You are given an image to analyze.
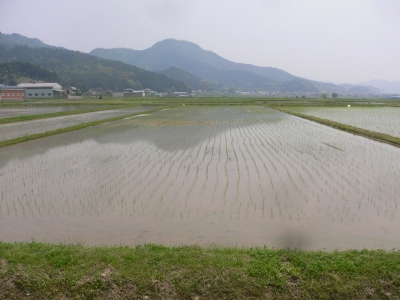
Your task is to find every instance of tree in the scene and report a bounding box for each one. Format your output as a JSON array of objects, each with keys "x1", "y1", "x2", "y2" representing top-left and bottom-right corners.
[
  {"x1": 332, "y1": 92, "x2": 338, "y2": 98},
  {"x1": 321, "y1": 93, "x2": 327, "y2": 98},
  {"x1": 104, "y1": 90, "x2": 113, "y2": 97}
]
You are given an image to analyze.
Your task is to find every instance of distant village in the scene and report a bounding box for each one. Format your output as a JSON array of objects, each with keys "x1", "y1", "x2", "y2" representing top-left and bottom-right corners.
[
  {"x1": 1, "y1": 81, "x2": 399, "y2": 101},
  {"x1": 0, "y1": 82, "x2": 191, "y2": 101}
]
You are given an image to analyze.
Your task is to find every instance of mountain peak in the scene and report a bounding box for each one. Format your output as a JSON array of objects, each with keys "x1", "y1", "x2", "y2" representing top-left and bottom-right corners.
[
  {"x1": 0, "y1": 32, "x2": 57, "y2": 48},
  {"x1": 90, "y1": 39, "x2": 298, "y2": 87}
]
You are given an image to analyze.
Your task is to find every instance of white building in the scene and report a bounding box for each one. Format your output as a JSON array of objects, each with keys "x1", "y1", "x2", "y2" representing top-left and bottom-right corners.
[
  {"x1": 173, "y1": 92, "x2": 188, "y2": 97},
  {"x1": 18, "y1": 82, "x2": 64, "y2": 98},
  {"x1": 122, "y1": 89, "x2": 145, "y2": 97}
]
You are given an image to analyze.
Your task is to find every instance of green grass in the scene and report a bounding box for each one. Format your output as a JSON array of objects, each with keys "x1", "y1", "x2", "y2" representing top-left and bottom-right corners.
[{"x1": 1, "y1": 241, "x2": 399, "y2": 299}]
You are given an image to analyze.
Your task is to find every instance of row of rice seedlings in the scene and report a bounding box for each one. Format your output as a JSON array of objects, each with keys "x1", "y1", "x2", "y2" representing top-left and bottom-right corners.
[
  {"x1": 144, "y1": 120, "x2": 210, "y2": 219},
  {"x1": 182, "y1": 115, "x2": 220, "y2": 215},
  {"x1": 244, "y1": 106, "x2": 396, "y2": 229},
  {"x1": 251, "y1": 115, "x2": 308, "y2": 221},
  {"x1": 276, "y1": 117, "x2": 366, "y2": 220},
  {"x1": 119, "y1": 116, "x2": 195, "y2": 217},
  {"x1": 279, "y1": 113, "x2": 400, "y2": 225},
  {"x1": 137, "y1": 109, "x2": 218, "y2": 219}
]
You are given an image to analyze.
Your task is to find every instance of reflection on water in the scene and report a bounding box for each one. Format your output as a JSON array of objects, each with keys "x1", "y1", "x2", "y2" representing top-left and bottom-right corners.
[
  {"x1": 0, "y1": 106, "x2": 399, "y2": 250},
  {"x1": 0, "y1": 106, "x2": 157, "y2": 142},
  {"x1": 0, "y1": 105, "x2": 104, "y2": 119}
]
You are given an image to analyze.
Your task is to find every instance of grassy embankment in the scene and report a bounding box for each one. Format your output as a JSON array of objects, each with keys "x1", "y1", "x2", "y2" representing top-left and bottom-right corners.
[
  {"x1": 270, "y1": 105, "x2": 400, "y2": 148},
  {"x1": 1, "y1": 242, "x2": 399, "y2": 299}
]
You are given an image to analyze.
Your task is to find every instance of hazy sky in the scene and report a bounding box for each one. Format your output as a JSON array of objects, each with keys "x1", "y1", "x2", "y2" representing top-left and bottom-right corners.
[{"x1": 1, "y1": 0, "x2": 399, "y2": 83}]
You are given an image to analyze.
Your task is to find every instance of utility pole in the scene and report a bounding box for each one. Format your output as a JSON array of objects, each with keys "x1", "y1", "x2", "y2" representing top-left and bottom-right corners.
[{"x1": 6, "y1": 71, "x2": 8, "y2": 86}]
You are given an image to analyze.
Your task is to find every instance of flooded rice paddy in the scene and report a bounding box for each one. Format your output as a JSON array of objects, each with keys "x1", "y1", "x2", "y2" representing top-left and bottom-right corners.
[
  {"x1": 0, "y1": 106, "x2": 399, "y2": 250},
  {"x1": 0, "y1": 105, "x2": 104, "y2": 119},
  {"x1": 0, "y1": 106, "x2": 156, "y2": 141},
  {"x1": 288, "y1": 106, "x2": 400, "y2": 138}
]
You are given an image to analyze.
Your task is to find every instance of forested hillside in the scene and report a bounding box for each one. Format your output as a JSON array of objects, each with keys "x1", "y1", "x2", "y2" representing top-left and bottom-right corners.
[
  {"x1": 0, "y1": 62, "x2": 59, "y2": 85},
  {"x1": 0, "y1": 44, "x2": 191, "y2": 93},
  {"x1": 0, "y1": 32, "x2": 56, "y2": 48},
  {"x1": 160, "y1": 67, "x2": 220, "y2": 91}
]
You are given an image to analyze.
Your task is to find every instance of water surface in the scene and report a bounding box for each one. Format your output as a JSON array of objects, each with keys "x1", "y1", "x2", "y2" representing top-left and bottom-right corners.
[
  {"x1": 288, "y1": 106, "x2": 400, "y2": 137},
  {"x1": 1, "y1": 106, "x2": 399, "y2": 250},
  {"x1": 0, "y1": 106, "x2": 157, "y2": 141}
]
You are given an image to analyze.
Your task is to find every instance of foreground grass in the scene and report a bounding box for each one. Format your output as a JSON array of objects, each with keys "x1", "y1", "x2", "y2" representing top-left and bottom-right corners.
[{"x1": 1, "y1": 242, "x2": 399, "y2": 299}]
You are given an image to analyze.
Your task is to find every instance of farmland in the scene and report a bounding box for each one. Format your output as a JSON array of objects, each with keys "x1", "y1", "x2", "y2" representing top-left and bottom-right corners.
[
  {"x1": 284, "y1": 106, "x2": 400, "y2": 138},
  {"x1": 1, "y1": 105, "x2": 399, "y2": 250},
  {"x1": 0, "y1": 106, "x2": 158, "y2": 141}
]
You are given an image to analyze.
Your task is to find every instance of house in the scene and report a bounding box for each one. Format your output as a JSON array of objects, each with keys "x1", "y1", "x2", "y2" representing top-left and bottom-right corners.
[
  {"x1": 122, "y1": 89, "x2": 145, "y2": 97},
  {"x1": 0, "y1": 85, "x2": 26, "y2": 101},
  {"x1": 144, "y1": 88, "x2": 154, "y2": 96},
  {"x1": 18, "y1": 82, "x2": 64, "y2": 98}
]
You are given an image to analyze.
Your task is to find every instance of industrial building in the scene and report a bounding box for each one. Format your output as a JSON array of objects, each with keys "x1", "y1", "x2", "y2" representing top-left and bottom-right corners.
[
  {"x1": 0, "y1": 84, "x2": 26, "y2": 101},
  {"x1": 17, "y1": 82, "x2": 64, "y2": 98}
]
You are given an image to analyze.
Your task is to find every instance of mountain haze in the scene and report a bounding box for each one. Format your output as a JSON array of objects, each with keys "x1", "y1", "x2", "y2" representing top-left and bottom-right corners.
[
  {"x1": 340, "y1": 84, "x2": 382, "y2": 95},
  {"x1": 359, "y1": 80, "x2": 400, "y2": 94},
  {"x1": 0, "y1": 32, "x2": 385, "y2": 95},
  {"x1": 90, "y1": 39, "x2": 353, "y2": 93},
  {"x1": 160, "y1": 67, "x2": 220, "y2": 91},
  {"x1": 91, "y1": 39, "x2": 316, "y2": 92},
  {"x1": 92, "y1": 39, "x2": 296, "y2": 81}
]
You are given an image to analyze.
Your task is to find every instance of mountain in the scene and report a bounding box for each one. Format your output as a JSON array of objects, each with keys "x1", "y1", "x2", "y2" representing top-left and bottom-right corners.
[
  {"x1": 0, "y1": 44, "x2": 191, "y2": 93},
  {"x1": 339, "y1": 84, "x2": 382, "y2": 95},
  {"x1": 160, "y1": 67, "x2": 220, "y2": 91},
  {"x1": 0, "y1": 62, "x2": 59, "y2": 85},
  {"x1": 90, "y1": 39, "x2": 307, "y2": 91},
  {"x1": 0, "y1": 32, "x2": 57, "y2": 48},
  {"x1": 358, "y1": 80, "x2": 400, "y2": 94},
  {"x1": 91, "y1": 39, "x2": 296, "y2": 81},
  {"x1": 90, "y1": 39, "x2": 349, "y2": 94}
]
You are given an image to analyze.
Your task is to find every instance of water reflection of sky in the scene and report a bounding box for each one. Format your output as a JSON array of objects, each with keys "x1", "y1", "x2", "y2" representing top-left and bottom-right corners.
[
  {"x1": 0, "y1": 106, "x2": 158, "y2": 142},
  {"x1": 0, "y1": 105, "x2": 104, "y2": 119}
]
